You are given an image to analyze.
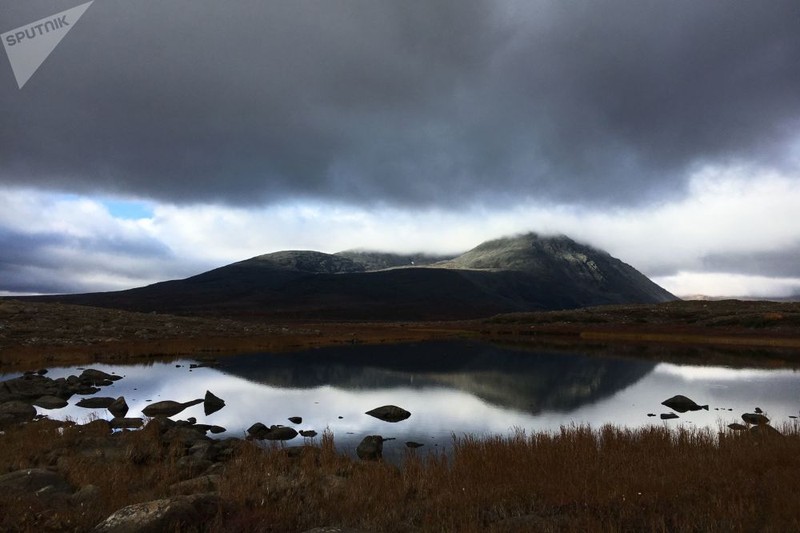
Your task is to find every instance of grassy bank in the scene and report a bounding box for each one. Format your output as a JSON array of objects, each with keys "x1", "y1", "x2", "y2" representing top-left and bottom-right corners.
[{"x1": 2, "y1": 420, "x2": 799, "y2": 531}]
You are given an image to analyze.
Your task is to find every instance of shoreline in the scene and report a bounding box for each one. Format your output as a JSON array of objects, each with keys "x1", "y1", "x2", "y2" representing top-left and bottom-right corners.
[{"x1": 4, "y1": 299, "x2": 800, "y2": 372}]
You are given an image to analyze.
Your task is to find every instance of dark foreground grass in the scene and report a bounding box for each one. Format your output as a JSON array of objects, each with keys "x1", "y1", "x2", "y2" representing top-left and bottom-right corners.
[{"x1": 2, "y1": 421, "x2": 800, "y2": 532}]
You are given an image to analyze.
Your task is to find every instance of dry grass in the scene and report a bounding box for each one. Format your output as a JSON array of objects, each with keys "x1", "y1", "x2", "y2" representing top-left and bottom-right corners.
[{"x1": 4, "y1": 421, "x2": 800, "y2": 532}]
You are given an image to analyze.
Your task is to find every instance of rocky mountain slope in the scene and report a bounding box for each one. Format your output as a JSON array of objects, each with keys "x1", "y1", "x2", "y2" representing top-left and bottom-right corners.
[{"x1": 25, "y1": 232, "x2": 676, "y2": 320}]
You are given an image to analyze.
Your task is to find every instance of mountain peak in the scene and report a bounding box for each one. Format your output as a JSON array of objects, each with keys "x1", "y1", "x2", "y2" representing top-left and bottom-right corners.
[
  {"x1": 242, "y1": 250, "x2": 365, "y2": 274},
  {"x1": 435, "y1": 232, "x2": 603, "y2": 272}
]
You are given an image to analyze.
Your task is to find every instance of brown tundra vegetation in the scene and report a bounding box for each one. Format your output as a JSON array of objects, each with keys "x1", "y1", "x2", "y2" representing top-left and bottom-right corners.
[{"x1": 1, "y1": 418, "x2": 800, "y2": 532}]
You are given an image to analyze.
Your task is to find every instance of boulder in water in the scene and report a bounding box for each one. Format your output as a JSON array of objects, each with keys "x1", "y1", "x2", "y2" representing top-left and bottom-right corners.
[
  {"x1": 365, "y1": 405, "x2": 411, "y2": 423},
  {"x1": 203, "y1": 391, "x2": 225, "y2": 416},
  {"x1": 108, "y1": 397, "x2": 129, "y2": 418},
  {"x1": 661, "y1": 395, "x2": 708, "y2": 413},
  {"x1": 142, "y1": 399, "x2": 203, "y2": 418},
  {"x1": 32, "y1": 395, "x2": 68, "y2": 409},
  {"x1": 742, "y1": 412, "x2": 770, "y2": 425},
  {"x1": 76, "y1": 397, "x2": 116, "y2": 409}
]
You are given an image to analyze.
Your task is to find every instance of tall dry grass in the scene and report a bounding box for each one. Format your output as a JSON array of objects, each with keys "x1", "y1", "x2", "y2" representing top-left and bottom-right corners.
[{"x1": 2, "y1": 421, "x2": 800, "y2": 531}]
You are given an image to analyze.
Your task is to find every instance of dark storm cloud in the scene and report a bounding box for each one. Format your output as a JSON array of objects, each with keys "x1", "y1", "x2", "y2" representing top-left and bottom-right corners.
[{"x1": 1, "y1": 0, "x2": 799, "y2": 207}]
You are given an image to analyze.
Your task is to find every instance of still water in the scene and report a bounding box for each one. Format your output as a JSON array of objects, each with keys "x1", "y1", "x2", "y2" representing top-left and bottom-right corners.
[{"x1": 4, "y1": 341, "x2": 800, "y2": 459}]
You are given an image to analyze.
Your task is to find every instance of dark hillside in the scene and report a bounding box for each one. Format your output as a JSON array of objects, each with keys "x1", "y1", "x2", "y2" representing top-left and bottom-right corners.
[{"x1": 24, "y1": 233, "x2": 676, "y2": 320}]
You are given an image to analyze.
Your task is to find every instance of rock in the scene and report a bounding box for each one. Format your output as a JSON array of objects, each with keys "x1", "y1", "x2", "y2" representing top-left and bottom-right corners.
[
  {"x1": 93, "y1": 493, "x2": 219, "y2": 533},
  {"x1": 660, "y1": 413, "x2": 679, "y2": 420},
  {"x1": 754, "y1": 407, "x2": 763, "y2": 414},
  {"x1": 300, "y1": 430, "x2": 318, "y2": 438},
  {"x1": 169, "y1": 475, "x2": 220, "y2": 495},
  {"x1": 108, "y1": 397, "x2": 129, "y2": 418},
  {"x1": 33, "y1": 395, "x2": 69, "y2": 409},
  {"x1": 142, "y1": 399, "x2": 203, "y2": 418},
  {"x1": 357, "y1": 435, "x2": 384, "y2": 460},
  {"x1": 82, "y1": 419, "x2": 112, "y2": 433},
  {"x1": 288, "y1": 416, "x2": 303, "y2": 424},
  {"x1": 660, "y1": 395, "x2": 708, "y2": 413},
  {"x1": 0, "y1": 468, "x2": 72, "y2": 495},
  {"x1": 742, "y1": 413, "x2": 770, "y2": 425},
  {"x1": 646, "y1": 413, "x2": 656, "y2": 417},
  {"x1": 264, "y1": 425, "x2": 298, "y2": 441},
  {"x1": 727, "y1": 423, "x2": 748, "y2": 431},
  {"x1": 74, "y1": 386, "x2": 102, "y2": 396},
  {"x1": 109, "y1": 417, "x2": 144, "y2": 429},
  {"x1": 209, "y1": 425, "x2": 226, "y2": 434},
  {"x1": 247, "y1": 423, "x2": 298, "y2": 441},
  {"x1": 0, "y1": 400, "x2": 37, "y2": 426},
  {"x1": 247, "y1": 422, "x2": 269, "y2": 439},
  {"x1": 0, "y1": 374, "x2": 70, "y2": 403},
  {"x1": 365, "y1": 405, "x2": 411, "y2": 423},
  {"x1": 750, "y1": 424, "x2": 782, "y2": 437},
  {"x1": 203, "y1": 390, "x2": 225, "y2": 416},
  {"x1": 79, "y1": 369, "x2": 122, "y2": 385},
  {"x1": 405, "y1": 441, "x2": 424, "y2": 448},
  {"x1": 162, "y1": 426, "x2": 209, "y2": 448},
  {"x1": 71, "y1": 484, "x2": 101, "y2": 504},
  {"x1": 76, "y1": 397, "x2": 117, "y2": 409},
  {"x1": 175, "y1": 456, "x2": 214, "y2": 476}
]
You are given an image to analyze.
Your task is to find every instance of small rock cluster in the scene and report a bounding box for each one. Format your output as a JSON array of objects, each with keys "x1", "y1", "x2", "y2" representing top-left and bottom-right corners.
[{"x1": 654, "y1": 394, "x2": 784, "y2": 435}]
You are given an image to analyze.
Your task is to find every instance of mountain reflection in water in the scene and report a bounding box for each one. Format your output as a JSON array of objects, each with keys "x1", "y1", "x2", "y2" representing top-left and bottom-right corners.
[{"x1": 219, "y1": 341, "x2": 656, "y2": 416}]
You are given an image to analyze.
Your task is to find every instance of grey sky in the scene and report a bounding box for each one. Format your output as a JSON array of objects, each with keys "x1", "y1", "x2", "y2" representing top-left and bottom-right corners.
[
  {"x1": 1, "y1": 1, "x2": 800, "y2": 296},
  {"x1": 3, "y1": 1, "x2": 799, "y2": 207}
]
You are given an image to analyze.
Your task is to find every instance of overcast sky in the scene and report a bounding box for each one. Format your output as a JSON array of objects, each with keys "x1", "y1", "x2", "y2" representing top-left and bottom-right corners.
[{"x1": 2, "y1": 0, "x2": 800, "y2": 298}]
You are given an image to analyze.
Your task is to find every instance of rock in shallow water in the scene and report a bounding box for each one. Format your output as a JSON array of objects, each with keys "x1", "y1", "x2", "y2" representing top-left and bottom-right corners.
[
  {"x1": 742, "y1": 412, "x2": 770, "y2": 425},
  {"x1": 365, "y1": 405, "x2": 411, "y2": 423},
  {"x1": 142, "y1": 399, "x2": 203, "y2": 418},
  {"x1": 32, "y1": 395, "x2": 68, "y2": 409},
  {"x1": 661, "y1": 395, "x2": 708, "y2": 413},
  {"x1": 203, "y1": 390, "x2": 225, "y2": 416},
  {"x1": 356, "y1": 435, "x2": 384, "y2": 460},
  {"x1": 108, "y1": 397, "x2": 129, "y2": 418},
  {"x1": 247, "y1": 423, "x2": 298, "y2": 441},
  {"x1": 76, "y1": 397, "x2": 116, "y2": 409}
]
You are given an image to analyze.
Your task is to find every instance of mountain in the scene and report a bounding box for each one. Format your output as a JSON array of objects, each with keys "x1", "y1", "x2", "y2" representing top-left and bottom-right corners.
[
  {"x1": 27, "y1": 232, "x2": 677, "y2": 320},
  {"x1": 432, "y1": 234, "x2": 674, "y2": 304},
  {"x1": 334, "y1": 250, "x2": 455, "y2": 271}
]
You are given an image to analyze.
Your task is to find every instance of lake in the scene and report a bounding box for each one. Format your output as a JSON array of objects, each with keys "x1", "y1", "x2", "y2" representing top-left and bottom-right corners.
[{"x1": 3, "y1": 340, "x2": 800, "y2": 460}]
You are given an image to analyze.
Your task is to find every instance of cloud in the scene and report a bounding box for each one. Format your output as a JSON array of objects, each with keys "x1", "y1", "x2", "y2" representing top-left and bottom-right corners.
[
  {"x1": 3, "y1": 161, "x2": 800, "y2": 297},
  {"x1": 1, "y1": 1, "x2": 798, "y2": 209},
  {"x1": 0, "y1": 189, "x2": 186, "y2": 294}
]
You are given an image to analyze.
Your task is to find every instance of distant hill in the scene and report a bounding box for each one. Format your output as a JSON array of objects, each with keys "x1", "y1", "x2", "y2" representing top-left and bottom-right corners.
[{"x1": 26, "y1": 232, "x2": 677, "y2": 320}]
